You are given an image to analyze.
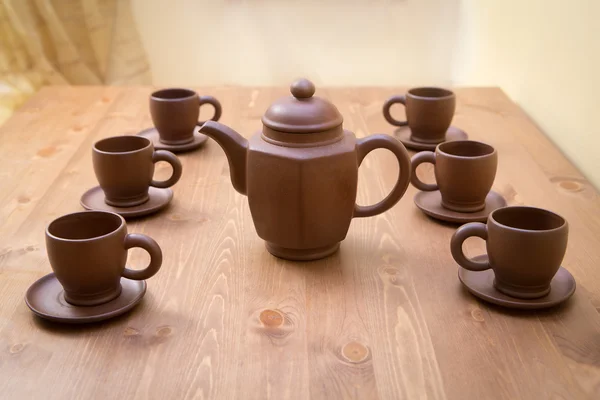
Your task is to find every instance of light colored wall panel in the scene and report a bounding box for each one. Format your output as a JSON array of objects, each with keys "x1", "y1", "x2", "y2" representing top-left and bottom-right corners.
[
  {"x1": 456, "y1": 0, "x2": 600, "y2": 188},
  {"x1": 131, "y1": 0, "x2": 460, "y2": 87}
]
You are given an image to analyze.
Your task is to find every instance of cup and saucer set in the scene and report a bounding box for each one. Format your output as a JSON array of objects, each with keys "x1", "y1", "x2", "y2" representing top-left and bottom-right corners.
[
  {"x1": 383, "y1": 87, "x2": 576, "y2": 310},
  {"x1": 26, "y1": 88, "x2": 223, "y2": 324},
  {"x1": 80, "y1": 88, "x2": 222, "y2": 219},
  {"x1": 137, "y1": 88, "x2": 222, "y2": 153},
  {"x1": 381, "y1": 86, "x2": 504, "y2": 223},
  {"x1": 409, "y1": 139, "x2": 506, "y2": 224},
  {"x1": 25, "y1": 210, "x2": 163, "y2": 323},
  {"x1": 79, "y1": 135, "x2": 182, "y2": 219},
  {"x1": 25, "y1": 79, "x2": 577, "y2": 326},
  {"x1": 29, "y1": 133, "x2": 175, "y2": 322},
  {"x1": 405, "y1": 140, "x2": 575, "y2": 309},
  {"x1": 450, "y1": 206, "x2": 576, "y2": 310},
  {"x1": 383, "y1": 87, "x2": 468, "y2": 151}
]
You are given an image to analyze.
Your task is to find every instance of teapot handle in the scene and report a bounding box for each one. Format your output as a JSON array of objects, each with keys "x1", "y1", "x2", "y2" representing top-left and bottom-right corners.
[{"x1": 354, "y1": 135, "x2": 411, "y2": 218}]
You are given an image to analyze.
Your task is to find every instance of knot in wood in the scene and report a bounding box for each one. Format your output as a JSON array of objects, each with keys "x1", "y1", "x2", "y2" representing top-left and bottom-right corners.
[
  {"x1": 381, "y1": 267, "x2": 403, "y2": 286},
  {"x1": 341, "y1": 341, "x2": 370, "y2": 364},
  {"x1": 10, "y1": 343, "x2": 24, "y2": 354},
  {"x1": 259, "y1": 309, "x2": 284, "y2": 328},
  {"x1": 471, "y1": 308, "x2": 485, "y2": 322},
  {"x1": 156, "y1": 326, "x2": 173, "y2": 337},
  {"x1": 559, "y1": 180, "x2": 583, "y2": 192},
  {"x1": 124, "y1": 327, "x2": 140, "y2": 337}
]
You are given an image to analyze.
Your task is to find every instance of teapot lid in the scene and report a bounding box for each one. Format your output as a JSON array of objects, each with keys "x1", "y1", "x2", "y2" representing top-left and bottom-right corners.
[{"x1": 262, "y1": 78, "x2": 343, "y2": 133}]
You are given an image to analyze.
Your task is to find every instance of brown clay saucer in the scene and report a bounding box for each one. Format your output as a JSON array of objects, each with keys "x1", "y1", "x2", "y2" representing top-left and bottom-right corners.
[
  {"x1": 458, "y1": 255, "x2": 576, "y2": 310},
  {"x1": 136, "y1": 126, "x2": 208, "y2": 153},
  {"x1": 394, "y1": 126, "x2": 467, "y2": 151},
  {"x1": 414, "y1": 190, "x2": 506, "y2": 224},
  {"x1": 80, "y1": 186, "x2": 173, "y2": 219},
  {"x1": 25, "y1": 273, "x2": 146, "y2": 324}
]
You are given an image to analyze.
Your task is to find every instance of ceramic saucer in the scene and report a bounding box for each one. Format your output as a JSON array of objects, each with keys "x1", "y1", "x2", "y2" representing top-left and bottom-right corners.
[
  {"x1": 136, "y1": 126, "x2": 208, "y2": 153},
  {"x1": 25, "y1": 273, "x2": 146, "y2": 324},
  {"x1": 80, "y1": 186, "x2": 173, "y2": 219},
  {"x1": 414, "y1": 190, "x2": 506, "y2": 223},
  {"x1": 458, "y1": 255, "x2": 576, "y2": 310},
  {"x1": 394, "y1": 126, "x2": 467, "y2": 151}
]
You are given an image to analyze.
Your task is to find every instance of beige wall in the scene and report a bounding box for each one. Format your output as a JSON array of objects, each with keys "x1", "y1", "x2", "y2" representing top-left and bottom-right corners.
[
  {"x1": 131, "y1": 0, "x2": 460, "y2": 87},
  {"x1": 132, "y1": 0, "x2": 600, "y2": 187},
  {"x1": 456, "y1": 0, "x2": 600, "y2": 188}
]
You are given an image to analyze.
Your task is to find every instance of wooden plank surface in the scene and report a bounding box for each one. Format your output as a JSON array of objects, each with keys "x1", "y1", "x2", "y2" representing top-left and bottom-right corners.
[{"x1": 0, "y1": 86, "x2": 599, "y2": 399}]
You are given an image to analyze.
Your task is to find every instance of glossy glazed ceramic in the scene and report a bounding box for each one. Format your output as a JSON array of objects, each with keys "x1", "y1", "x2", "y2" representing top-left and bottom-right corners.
[{"x1": 198, "y1": 78, "x2": 412, "y2": 260}]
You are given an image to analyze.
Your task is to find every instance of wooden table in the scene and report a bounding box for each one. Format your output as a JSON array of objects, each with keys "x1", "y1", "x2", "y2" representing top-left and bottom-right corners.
[{"x1": 1, "y1": 86, "x2": 599, "y2": 399}]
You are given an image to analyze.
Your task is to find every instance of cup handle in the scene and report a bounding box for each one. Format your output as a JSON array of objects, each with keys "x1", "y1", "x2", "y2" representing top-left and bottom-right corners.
[
  {"x1": 382, "y1": 95, "x2": 408, "y2": 127},
  {"x1": 410, "y1": 151, "x2": 438, "y2": 191},
  {"x1": 151, "y1": 150, "x2": 183, "y2": 188},
  {"x1": 196, "y1": 95, "x2": 222, "y2": 125},
  {"x1": 450, "y1": 223, "x2": 491, "y2": 271},
  {"x1": 353, "y1": 134, "x2": 411, "y2": 218},
  {"x1": 122, "y1": 234, "x2": 163, "y2": 280}
]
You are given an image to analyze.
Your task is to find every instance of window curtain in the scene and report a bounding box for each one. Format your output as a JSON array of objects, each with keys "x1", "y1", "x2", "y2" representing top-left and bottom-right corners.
[{"x1": 0, "y1": 0, "x2": 151, "y2": 124}]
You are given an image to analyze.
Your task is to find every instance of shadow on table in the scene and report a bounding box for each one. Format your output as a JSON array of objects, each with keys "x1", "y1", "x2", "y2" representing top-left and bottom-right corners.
[
  {"x1": 277, "y1": 241, "x2": 411, "y2": 279},
  {"x1": 457, "y1": 285, "x2": 578, "y2": 318},
  {"x1": 32, "y1": 294, "x2": 152, "y2": 335}
]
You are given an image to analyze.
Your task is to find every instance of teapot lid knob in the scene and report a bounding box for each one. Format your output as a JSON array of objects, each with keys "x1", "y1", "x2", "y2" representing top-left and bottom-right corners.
[
  {"x1": 290, "y1": 79, "x2": 315, "y2": 99},
  {"x1": 262, "y1": 78, "x2": 343, "y2": 133}
]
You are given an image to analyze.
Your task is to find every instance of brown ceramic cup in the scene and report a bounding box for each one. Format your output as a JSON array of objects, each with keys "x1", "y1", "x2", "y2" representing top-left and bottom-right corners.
[
  {"x1": 383, "y1": 87, "x2": 456, "y2": 144},
  {"x1": 46, "y1": 210, "x2": 163, "y2": 306},
  {"x1": 93, "y1": 136, "x2": 182, "y2": 207},
  {"x1": 411, "y1": 140, "x2": 497, "y2": 212},
  {"x1": 451, "y1": 206, "x2": 568, "y2": 299},
  {"x1": 150, "y1": 88, "x2": 222, "y2": 145}
]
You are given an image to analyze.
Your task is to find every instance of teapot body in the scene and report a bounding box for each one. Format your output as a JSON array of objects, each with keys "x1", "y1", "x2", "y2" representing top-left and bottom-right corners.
[
  {"x1": 246, "y1": 130, "x2": 358, "y2": 260},
  {"x1": 198, "y1": 78, "x2": 412, "y2": 261}
]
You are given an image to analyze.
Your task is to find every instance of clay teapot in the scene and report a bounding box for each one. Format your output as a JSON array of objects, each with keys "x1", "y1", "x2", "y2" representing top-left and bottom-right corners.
[{"x1": 199, "y1": 78, "x2": 411, "y2": 261}]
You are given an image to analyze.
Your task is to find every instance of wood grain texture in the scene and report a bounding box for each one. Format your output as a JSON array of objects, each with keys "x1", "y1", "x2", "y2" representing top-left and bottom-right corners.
[{"x1": 0, "y1": 86, "x2": 599, "y2": 399}]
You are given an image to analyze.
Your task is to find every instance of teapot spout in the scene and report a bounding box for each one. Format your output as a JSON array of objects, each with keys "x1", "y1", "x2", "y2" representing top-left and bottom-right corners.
[{"x1": 199, "y1": 121, "x2": 248, "y2": 195}]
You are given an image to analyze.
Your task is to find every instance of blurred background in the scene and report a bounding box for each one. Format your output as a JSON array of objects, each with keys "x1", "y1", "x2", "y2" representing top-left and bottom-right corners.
[{"x1": 0, "y1": 0, "x2": 598, "y2": 186}]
